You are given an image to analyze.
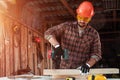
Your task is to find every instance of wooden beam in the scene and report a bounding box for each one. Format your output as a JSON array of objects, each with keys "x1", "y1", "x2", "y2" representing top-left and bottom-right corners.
[
  {"x1": 44, "y1": 68, "x2": 119, "y2": 75},
  {"x1": 39, "y1": 10, "x2": 69, "y2": 16},
  {"x1": 60, "y1": 0, "x2": 76, "y2": 18},
  {"x1": 37, "y1": 2, "x2": 62, "y2": 8}
]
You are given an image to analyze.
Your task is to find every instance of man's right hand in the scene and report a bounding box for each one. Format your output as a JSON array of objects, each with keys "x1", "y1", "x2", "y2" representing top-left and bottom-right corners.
[
  {"x1": 51, "y1": 46, "x2": 64, "y2": 68},
  {"x1": 52, "y1": 46, "x2": 64, "y2": 60}
]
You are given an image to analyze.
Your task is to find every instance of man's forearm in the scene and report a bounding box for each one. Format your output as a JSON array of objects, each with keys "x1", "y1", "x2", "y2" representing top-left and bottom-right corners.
[
  {"x1": 87, "y1": 58, "x2": 97, "y2": 67},
  {"x1": 48, "y1": 36, "x2": 60, "y2": 48}
]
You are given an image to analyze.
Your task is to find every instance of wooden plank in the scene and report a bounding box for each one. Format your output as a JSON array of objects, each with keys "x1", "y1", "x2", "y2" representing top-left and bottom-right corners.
[
  {"x1": 39, "y1": 39, "x2": 44, "y2": 75},
  {"x1": 44, "y1": 68, "x2": 119, "y2": 75},
  {"x1": 0, "y1": 26, "x2": 6, "y2": 76},
  {"x1": 21, "y1": 27, "x2": 28, "y2": 69},
  {"x1": 4, "y1": 20, "x2": 12, "y2": 76},
  {"x1": 27, "y1": 30, "x2": 34, "y2": 74},
  {"x1": 8, "y1": 19, "x2": 14, "y2": 76},
  {"x1": 14, "y1": 46, "x2": 20, "y2": 73}
]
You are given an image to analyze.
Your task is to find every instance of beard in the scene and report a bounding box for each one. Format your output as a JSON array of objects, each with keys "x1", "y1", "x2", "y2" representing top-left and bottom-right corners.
[{"x1": 78, "y1": 21, "x2": 88, "y2": 28}]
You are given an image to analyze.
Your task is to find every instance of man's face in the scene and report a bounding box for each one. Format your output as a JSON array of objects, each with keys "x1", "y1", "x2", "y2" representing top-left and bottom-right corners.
[{"x1": 77, "y1": 15, "x2": 91, "y2": 28}]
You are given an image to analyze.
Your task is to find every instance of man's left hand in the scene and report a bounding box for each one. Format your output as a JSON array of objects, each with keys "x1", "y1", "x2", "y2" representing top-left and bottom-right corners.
[{"x1": 77, "y1": 63, "x2": 90, "y2": 73}]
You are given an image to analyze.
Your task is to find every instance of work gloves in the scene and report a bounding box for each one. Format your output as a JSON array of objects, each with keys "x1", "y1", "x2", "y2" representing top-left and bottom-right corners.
[
  {"x1": 52, "y1": 46, "x2": 64, "y2": 60},
  {"x1": 77, "y1": 63, "x2": 90, "y2": 74},
  {"x1": 52, "y1": 46, "x2": 64, "y2": 69}
]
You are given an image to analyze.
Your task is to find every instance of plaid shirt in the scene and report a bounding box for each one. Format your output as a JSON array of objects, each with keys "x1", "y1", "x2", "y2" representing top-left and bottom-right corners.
[{"x1": 45, "y1": 21, "x2": 102, "y2": 69}]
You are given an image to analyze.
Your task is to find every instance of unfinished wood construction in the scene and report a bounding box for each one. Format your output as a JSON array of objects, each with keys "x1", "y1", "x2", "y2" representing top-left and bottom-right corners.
[{"x1": 0, "y1": 10, "x2": 44, "y2": 77}]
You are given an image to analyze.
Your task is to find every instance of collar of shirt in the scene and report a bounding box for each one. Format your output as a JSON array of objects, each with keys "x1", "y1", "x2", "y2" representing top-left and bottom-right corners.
[{"x1": 78, "y1": 25, "x2": 84, "y2": 34}]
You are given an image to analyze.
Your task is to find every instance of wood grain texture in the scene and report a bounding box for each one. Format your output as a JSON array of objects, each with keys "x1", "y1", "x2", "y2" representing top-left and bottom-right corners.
[
  {"x1": 0, "y1": 13, "x2": 44, "y2": 77},
  {"x1": 44, "y1": 68, "x2": 119, "y2": 75}
]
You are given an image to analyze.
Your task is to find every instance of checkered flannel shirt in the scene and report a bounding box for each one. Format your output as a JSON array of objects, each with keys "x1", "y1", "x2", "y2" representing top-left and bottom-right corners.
[{"x1": 44, "y1": 21, "x2": 102, "y2": 69}]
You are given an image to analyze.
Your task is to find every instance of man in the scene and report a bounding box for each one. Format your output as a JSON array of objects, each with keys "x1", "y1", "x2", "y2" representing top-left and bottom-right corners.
[{"x1": 44, "y1": 1, "x2": 102, "y2": 73}]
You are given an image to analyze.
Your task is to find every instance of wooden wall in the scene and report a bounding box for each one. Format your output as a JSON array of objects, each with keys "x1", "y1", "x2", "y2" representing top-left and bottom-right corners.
[{"x1": 0, "y1": 11, "x2": 44, "y2": 77}]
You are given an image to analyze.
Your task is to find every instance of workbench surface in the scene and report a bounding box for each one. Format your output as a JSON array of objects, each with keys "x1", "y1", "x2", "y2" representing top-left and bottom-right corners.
[{"x1": 0, "y1": 76, "x2": 120, "y2": 80}]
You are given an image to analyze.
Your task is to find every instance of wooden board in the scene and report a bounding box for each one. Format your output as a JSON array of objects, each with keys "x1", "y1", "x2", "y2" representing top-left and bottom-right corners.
[{"x1": 44, "y1": 68, "x2": 119, "y2": 75}]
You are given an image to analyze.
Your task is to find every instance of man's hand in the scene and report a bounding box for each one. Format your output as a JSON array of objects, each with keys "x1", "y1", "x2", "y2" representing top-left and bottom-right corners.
[
  {"x1": 77, "y1": 63, "x2": 90, "y2": 73},
  {"x1": 52, "y1": 46, "x2": 64, "y2": 60},
  {"x1": 51, "y1": 46, "x2": 64, "y2": 69}
]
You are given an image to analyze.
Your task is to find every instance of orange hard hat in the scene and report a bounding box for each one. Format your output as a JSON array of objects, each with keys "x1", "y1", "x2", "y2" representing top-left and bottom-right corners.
[{"x1": 76, "y1": 1, "x2": 94, "y2": 18}]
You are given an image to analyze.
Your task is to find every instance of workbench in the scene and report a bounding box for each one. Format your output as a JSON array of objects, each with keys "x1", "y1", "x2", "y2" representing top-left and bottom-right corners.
[
  {"x1": 43, "y1": 68, "x2": 119, "y2": 80},
  {"x1": 0, "y1": 68, "x2": 119, "y2": 80},
  {"x1": 0, "y1": 76, "x2": 120, "y2": 80}
]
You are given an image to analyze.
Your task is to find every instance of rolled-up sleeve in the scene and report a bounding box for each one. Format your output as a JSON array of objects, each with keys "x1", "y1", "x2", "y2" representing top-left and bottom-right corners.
[{"x1": 44, "y1": 22, "x2": 68, "y2": 41}]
